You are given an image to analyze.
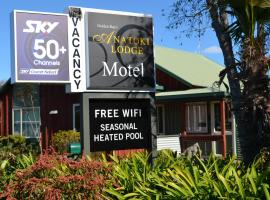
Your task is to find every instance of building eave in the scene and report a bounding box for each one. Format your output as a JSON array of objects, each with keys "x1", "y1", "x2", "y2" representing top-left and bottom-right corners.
[{"x1": 156, "y1": 87, "x2": 229, "y2": 102}]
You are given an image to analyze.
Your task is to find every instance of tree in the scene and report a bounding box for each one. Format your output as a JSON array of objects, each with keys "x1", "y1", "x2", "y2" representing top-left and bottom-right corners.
[
  {"x1": 166, "y1": 0, "x2": 270, "y2": 163},
  {"x1": 225, "y1": 0, "x2": 270, "y2": 163}
]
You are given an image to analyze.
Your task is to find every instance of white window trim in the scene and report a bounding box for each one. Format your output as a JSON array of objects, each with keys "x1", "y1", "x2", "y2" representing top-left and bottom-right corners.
[
  {"x1": 73, "y1": 103, "x2": 80, "y2": 131},
  {"x1": 13, "y1": 108, "x2": 22, "y2": 136},
  {"x1": 185, "y1": 102, "x2": 208, "y2": 133},
  {"x1": 12, "y1": 107, "x2": 40, "y2": 138},
  {"x1": 156, "y1": 104, "x2": 166, "y2": 134}
]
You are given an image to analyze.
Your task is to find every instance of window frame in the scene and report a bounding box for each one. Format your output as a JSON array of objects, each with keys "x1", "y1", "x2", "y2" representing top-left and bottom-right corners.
[
  {"x1": 210, "y1": 102, "x2": 233, "y2": 134},
  {"x1": 72, "y1": 103, "x2": 80, "y2": 131},
  {"x1": 185, "y1": 102, "x2": 208, "y2": 133},
  {"x1": 210, "y1": 101, "x2": 236, "y2": 155},
  {"x1": 12, "y1": 107, "x2": 41, "y2": 138}
]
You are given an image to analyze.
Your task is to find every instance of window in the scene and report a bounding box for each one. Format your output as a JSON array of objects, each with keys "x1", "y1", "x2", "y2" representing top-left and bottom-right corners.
[
  {"x1": 157, "y1": 105, "x2": 165, "y2": 134},
  {"x1": 73, "y1": 104, "x2": 80, "y2": 131},
  {"x1": 213, "y1": 103, "x2": 232, "y2": 131},
  {"x1": 13, "y1": 107, "x2": 40, "y2": 138},
  {"x1": 186, "y1": 102, "x2": 207, "y2": 132},
  {"x1": 211, "y1": 102, "x2": 234, "y2": 156}
]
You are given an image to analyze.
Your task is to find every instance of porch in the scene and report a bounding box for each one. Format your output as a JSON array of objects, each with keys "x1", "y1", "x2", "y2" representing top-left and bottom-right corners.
[{"x1": 156, "y1": 87, "x2": 236, "y2": 157}]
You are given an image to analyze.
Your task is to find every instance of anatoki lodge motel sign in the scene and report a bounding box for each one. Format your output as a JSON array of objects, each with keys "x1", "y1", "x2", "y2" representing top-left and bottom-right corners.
[
  {"x1": 12, "y1": 7, "x2": 155, "y2": 152},
  {"x1": 68, "y1": 7, "x2": 155, "y2": 92}
]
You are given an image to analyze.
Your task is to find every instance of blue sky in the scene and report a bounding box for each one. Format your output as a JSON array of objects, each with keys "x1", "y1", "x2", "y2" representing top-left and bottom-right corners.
[{"x1": 0, "y1": 0, "x2": 224, "y2": 81}]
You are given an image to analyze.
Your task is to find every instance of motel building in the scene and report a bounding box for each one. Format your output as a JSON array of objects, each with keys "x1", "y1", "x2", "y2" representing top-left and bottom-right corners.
[{"x1": 0, "y1": 46, "x2": 237, "y2": 157}]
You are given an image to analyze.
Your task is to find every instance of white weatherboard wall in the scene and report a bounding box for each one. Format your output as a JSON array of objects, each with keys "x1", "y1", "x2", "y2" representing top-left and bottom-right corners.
[{"x1": 157, "y1": 135, "x2": 181, "y2": 154}]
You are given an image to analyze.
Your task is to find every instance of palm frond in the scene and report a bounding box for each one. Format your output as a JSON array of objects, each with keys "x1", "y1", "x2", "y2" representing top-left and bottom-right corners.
[{"x1": 224, "y1": 0, "x2": 270, "y2": 42}]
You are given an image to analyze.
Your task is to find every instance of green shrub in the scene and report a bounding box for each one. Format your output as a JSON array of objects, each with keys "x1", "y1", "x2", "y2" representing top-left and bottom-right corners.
[
  {"x1": 104, "y1": 150, "x2": 270, "y2": 199},
  {"x1": 0, "y1": 135, "x2": 40, "y2": 160},
  {"x1": 0, "y1": 135, "x2": 40, "y2": 193},
  {"x1": 0, "y1": 135, "x2": 25, "y2": 147},
  {"x1": 52, "y1": 130, "x2": 80, "y2": 153},
  {"x1": 0, "y1": 153, "x2": 35, "y2": 189}
]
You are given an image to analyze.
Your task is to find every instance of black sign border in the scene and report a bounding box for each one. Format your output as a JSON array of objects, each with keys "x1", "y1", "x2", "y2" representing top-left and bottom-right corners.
[{"x1": 88, "y1": 98, "x2": 152, "y2": 152}]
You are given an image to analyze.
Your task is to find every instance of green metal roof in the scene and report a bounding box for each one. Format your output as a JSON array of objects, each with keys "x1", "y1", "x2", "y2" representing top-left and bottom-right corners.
[
  {"x1": 156, "y1": 87, "x2": 228, "y2": 101},
  {"x1": 155, "y1": 46, "x2": 226, "y2": 88}
]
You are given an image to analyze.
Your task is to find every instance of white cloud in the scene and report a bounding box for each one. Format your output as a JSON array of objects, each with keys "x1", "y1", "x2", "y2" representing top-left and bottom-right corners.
[{"x1": 203, "y1": 46, "x2": 222, "y2": 54}]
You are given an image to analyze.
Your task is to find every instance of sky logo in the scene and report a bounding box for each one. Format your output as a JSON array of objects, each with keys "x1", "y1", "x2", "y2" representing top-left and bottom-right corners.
[{"x1": 23, "y1": 20, "x2": 59, "y2": 34}]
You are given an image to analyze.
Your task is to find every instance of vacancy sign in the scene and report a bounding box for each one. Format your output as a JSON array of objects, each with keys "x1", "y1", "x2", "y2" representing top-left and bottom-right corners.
[
  {"x1": 12, "y1": 11, "x2": 69, "y2": 83},
  {"x1": 68, "y1": 8, "x2": 87, "y2": 92}
]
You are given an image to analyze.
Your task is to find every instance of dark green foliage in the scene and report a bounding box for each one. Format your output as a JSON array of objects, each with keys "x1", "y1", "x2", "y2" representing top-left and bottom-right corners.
[
  {"x1": 51, "y1": 130, "x2": 80, "y2": 153},
  {"x1": 0, "y1": 135, "x2": 39, "y2": 193},
  {"x1": 0, "y1": 135, "x2": 40, "y2": 158}
]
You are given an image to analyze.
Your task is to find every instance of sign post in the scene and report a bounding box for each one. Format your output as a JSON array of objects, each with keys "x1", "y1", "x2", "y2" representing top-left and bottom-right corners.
[{"x1": 67, "y1": 7, "x2": 158, "y2": 160}]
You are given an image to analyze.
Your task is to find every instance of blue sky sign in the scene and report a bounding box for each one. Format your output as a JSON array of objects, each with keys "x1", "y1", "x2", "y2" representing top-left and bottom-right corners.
[{"x1": 12, "y1": 10, "x2": 69, "y2": 83}]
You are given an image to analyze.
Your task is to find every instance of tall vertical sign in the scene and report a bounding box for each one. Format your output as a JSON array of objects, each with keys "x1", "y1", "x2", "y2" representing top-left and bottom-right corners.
[
  {"x1": 68, "y1": 8, "x2": 87, "y2": 92},
  {"x1": 12, "y1": 11, "x2": 69, "y2": 83}
]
